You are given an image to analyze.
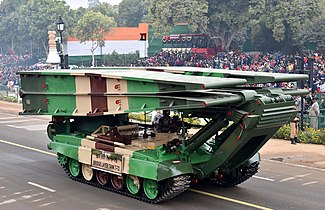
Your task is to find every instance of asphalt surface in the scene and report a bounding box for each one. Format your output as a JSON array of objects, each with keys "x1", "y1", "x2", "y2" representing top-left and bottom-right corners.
[{"x1": 0, "y1": 108, "x2": 325, "y2": 209}]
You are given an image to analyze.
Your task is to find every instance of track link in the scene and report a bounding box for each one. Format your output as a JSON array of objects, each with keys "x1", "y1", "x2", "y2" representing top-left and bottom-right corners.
[
  {"x1": 59, "y1": 156, "x2": 191, "y2": 203},
  {"x1": 211, "y1": 162, "x2": 260, "y2": 187}
]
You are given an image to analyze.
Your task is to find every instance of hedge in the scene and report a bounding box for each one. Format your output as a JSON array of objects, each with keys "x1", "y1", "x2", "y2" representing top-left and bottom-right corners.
[{"x1": 273, "y1": 124, "x2": 325, "y2": 145}]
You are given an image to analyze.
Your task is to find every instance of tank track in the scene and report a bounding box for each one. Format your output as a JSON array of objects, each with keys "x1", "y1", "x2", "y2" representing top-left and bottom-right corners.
[
  {"x1": 58, "y1": 156, "x2": 191, "y2": 203},
  {"x1": 210, "y1": 162, "x2": 260, "y2": 187}
]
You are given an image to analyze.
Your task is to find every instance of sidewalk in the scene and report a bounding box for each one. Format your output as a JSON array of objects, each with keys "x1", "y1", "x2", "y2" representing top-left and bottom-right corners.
[
  {"x1": 1, "y1": 99, "x2": 325, "y2": 170},
  {"x1": 260, "y1": 139, "x2": 325, "y2": 170},
  {"x1": 0, "y1": 99, "x2": 22, "y2": 114}
]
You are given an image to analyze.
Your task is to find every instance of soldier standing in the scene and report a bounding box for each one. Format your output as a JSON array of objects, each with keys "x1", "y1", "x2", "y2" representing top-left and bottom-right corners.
[{"x1": 290, "y1": 117, "x2": 299, "y2": 145}]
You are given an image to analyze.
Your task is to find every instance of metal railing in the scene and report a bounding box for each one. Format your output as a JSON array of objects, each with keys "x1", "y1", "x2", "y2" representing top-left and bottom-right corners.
[
  {"x1": 301, "y1": 113, "x2": 325, "y2": 129},
  {"x1": 0, "y1": 85, "x2": 20, "y2": 102}
]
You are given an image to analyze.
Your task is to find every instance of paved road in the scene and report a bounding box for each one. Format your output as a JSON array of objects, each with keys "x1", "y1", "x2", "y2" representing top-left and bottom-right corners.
[{"x1": 0, "y1": 111, "x2": 324, "y2": 210}]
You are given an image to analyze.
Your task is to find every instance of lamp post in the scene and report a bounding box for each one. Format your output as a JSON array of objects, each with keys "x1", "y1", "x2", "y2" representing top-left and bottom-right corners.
[{"x1": 56, "y1": 16, "x2": 65, "y2": 69}]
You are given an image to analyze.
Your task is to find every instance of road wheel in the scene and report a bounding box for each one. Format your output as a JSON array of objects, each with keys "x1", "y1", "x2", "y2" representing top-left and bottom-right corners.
[
  {"x1": 47, "y1": 124, "x2": 55, "y2": 140},
  {"x1": 126, "y1": 175, "x2": 140, "y2": 195},
  {"x1": 68, "y1": 159, "x2": 80, "y2": 178},
  {"x1": 96, "y1": 171, "x2": 109, "y2": 186},
  {"x1": 111, "y1": 174, "x2": 124, "y2": 190},
  {"x1": 81, "y1": 164, "x2": 93, "y2": 181},
  {"x1": 143, "y1": 179, "x2": 159, "y2": 200}
]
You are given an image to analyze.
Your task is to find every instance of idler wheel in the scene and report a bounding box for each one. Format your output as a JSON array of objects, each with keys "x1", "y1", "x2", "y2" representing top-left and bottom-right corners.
[{"x1": 68, "y1": 159, "x2": 80, "y2": 177}]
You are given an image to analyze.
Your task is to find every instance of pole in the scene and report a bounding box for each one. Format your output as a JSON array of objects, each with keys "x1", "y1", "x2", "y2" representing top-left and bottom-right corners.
[
  {"x1": 100, "y1": 46, "x2": 103, "y2": 66},
  {"x1": 309, "y1": 56, "x2": 314, "y2": 88},
  {"x1": 144, "y1": 40, "x2": 147, "y2": 58},
  {"x1": 300, "y1": 51, "x2": 304, "y2": 131},
  {"x1": 59, "y1": 31, "x2": 64, "y2": 69}
]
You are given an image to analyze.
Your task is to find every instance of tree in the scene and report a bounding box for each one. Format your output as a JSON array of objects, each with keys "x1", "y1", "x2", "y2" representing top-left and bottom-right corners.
[
  {"x1": 90, "y1": 2, "x2": 118, "y2": 23},
  {"x1": 149, "y1": 0, "x2": 208, "y2": 34},
  {"x1": 295, "y1": 1, "x2": 325, "y2": 52},
  {"x1": 67, "y1": 7, "x2": 88, "y2": 37},
  {"x1": 249, "y1": 0, "x2": 322, "y2": 48},
  {"x1": 17, "y1": 0, "x2": 70, "y2": 56},
  {"x1": 296, "y1": 17, "x2": 325, "y2": 52},
  {"x1": 117, "y1": 0, "x2": 147, "y2": 27},
  {"x1": 0, "y1": 0, "x2": 26, "y2": 54},
  {"x1": 88, "y1": 0, "x2": 100, "y2": 8},
  {"x1": 148, "y1": 0, "x2": 250, "y2": 51},
  {"x1": 74, "y1": 11, "x2": 115, "y2": 67},
  {"x1": 207, "y1": 0, "x2": 251, "y2": 51}
]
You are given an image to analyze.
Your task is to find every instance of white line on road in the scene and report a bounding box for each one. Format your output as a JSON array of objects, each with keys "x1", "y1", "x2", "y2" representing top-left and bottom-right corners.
[
  {"x1": 280, "y1": 174, "x2": 312, "y2": 183},
  {"x1": 253, "y1": 175, "x2": 275, "y2": 182},
  {"x1": 39, "y1": 201, "x2": 56, "y2": 207},
  {"x1": 0, "y1": 199, "x2": 17, "y2": 206},
  {"x1": 31, "y1": 198, "x2": 46, "y2": 203},
  {"x1": 0, "y1": 186, "x2": 5, "y2": 189},
  {"x1": 20, "y1": 192, "x2": 45, "y2": 200},
  {"x1": 296, "y1": 173, "x2": 312, "y2": 178},
  {"x1": 279, "y1": 177, "x2": 295, "y2": 182},
  {"x1": 302, "y1": 181, "x2": 319, "y2": 186},
  {"x1": 28, "y1": 182, "x2": 56, "y2": 193},
  {"x1": 0, "y1": 177, "x2": 4, "y2": 180}
]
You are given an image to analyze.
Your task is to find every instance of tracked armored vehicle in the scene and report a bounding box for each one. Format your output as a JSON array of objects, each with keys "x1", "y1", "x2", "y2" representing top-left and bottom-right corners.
[{"x1": 18, "y1": 67, "x2": 308, "y2": 203}]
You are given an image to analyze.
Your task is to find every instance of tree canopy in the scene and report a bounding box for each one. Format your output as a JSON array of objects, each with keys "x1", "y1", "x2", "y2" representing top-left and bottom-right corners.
[
  {"x1": 0, "y1": 0, "x2": 324, "y2": 56},
  {"x1": 117, "y1": 0, "x2": 147, "y2": 27},
  {"x1": 149, "y1": 0, "x2": 208, "y2": 34},
  {"x1": 74, "y1": 11, "x2": 115, "y2": 67}
]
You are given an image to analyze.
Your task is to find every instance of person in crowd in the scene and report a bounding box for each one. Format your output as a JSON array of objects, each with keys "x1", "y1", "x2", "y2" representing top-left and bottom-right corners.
[
  {"x1": 170, "y1": 115, "x2": 182, "y2": 133},
  {"x1": 309, "y1": 97, "x2": 320, "y2": 130},
  {"x1": 157, "y1": 110, "x2": 172, "y2": 133},
  {"x1": 151, "y1": 110, "x2": 162, "y2": 130},
  {"x1": 290, "y1": 117, "x2": 300, "y2": 144}
]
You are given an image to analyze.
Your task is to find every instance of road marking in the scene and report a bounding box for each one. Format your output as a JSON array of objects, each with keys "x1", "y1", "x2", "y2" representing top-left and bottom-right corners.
[
  {"x1": 189, "y1": 189, "x2": 273, "y2": 210},
  {"x1": 28, "y1": 182, "x2": 56, "y2": 193},
  {"x1": 31, "y1": 198, "x2": 46, "y2": 203},
  {"x1": 39, "y1": 201, "x2": 56, "y2": 207},
  {"x1": 279, "y1": 177, "x2": 295, "y2": 182},
  {"x1": 280, "y1": 173, "x2": 312, "y2": 183},
  {"x1": 0, "y1": 139, "x2": 56, "y2": 157},
  {"x1": 302, "y1": 181, "x2": 318, "y2": 186},
  {"x1": 296, "y1": 173, "x2": 311, "y2": 178},
  {"x1": 253, "y1": 175, "x2": 275, "y2": 182},
  {"x1": 0, "y1": 177, "x2": 4, "y2": 180},
  {"x1": 0, "y1": 199, "x2": 16, "y2": 206},
  {"x1": 20, "y1": 192, "x2": 45, "y2": 200},
  {"x1": 0, "y1": 186, "x2": 5, "y2": 189}
]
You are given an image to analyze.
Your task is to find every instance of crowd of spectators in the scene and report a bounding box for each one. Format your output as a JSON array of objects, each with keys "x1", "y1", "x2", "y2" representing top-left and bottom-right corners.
[
  {"x1": 1, "y1": 50, "x2": 325, "y2": 95},
  {"x1": 0, "y1": 52, "x2": 40, "y2": 91},
  {"x1": 132, "y1": 50, "x2": 325, "y2": 93}
]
